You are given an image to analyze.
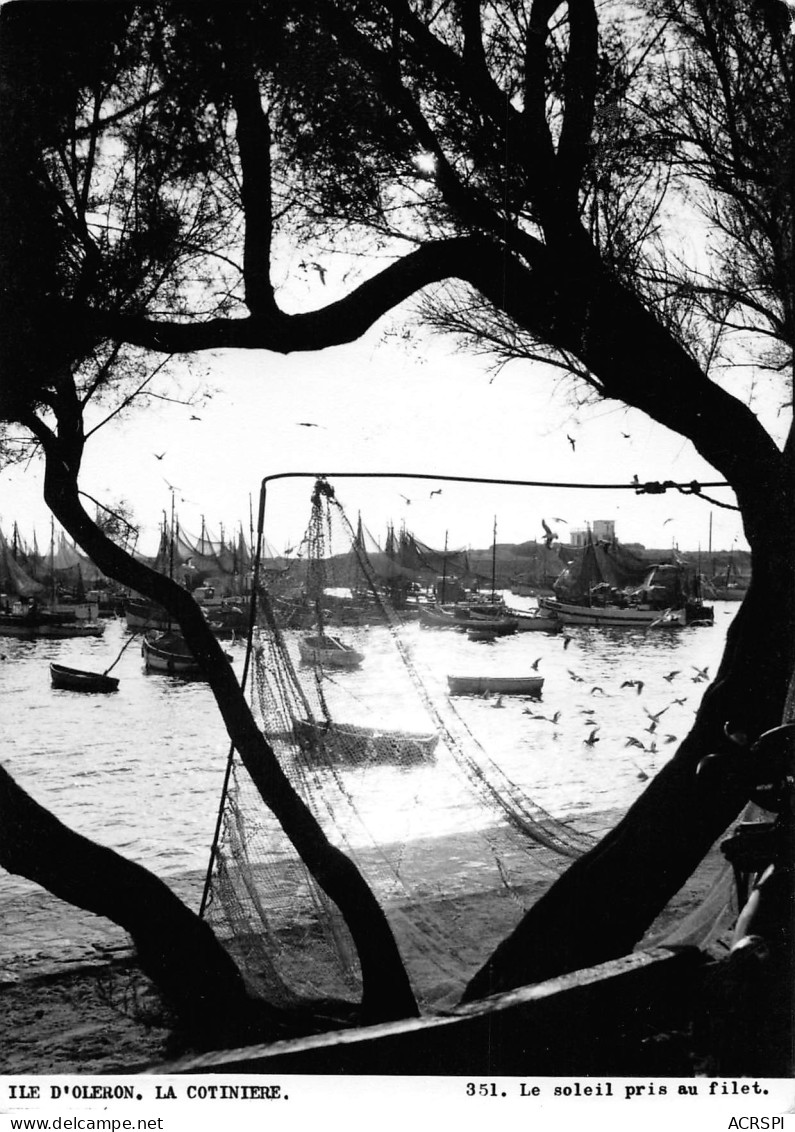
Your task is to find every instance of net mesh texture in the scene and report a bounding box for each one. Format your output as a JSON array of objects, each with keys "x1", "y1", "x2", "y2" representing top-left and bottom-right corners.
[{"x1": 202, "y1": 478, "x2": 732, "y2": 1012}]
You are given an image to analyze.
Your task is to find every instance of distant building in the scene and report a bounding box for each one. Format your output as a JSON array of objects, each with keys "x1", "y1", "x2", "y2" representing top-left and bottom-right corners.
[{"x1": 569, "y1": 520, "x2": 616, "y2": 547}]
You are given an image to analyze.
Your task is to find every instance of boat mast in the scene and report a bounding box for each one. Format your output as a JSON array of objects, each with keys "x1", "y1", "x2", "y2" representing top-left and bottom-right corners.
[
  {"x1": 49, "y1": 516, "x2": 56, "y2": 605},
  {"x1": 169, "y1": 490, "x2": 176, "y2": 582},
  {"x1": 491, "y1": 515, "x2": 497, "y2": 602},
  {"x1": 441, "y1": 529, "x2": 448, "y2": 604}
]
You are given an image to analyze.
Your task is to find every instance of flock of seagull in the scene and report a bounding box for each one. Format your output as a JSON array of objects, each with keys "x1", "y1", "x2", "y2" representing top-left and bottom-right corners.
[{"x1": 485, "y1": 642, "x2": 712, "y2": 783}]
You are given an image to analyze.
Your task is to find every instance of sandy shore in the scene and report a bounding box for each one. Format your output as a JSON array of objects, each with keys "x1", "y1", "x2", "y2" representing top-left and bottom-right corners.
[{"x1": 0, "y1": 814, "x2": 730, "y2": 1075}]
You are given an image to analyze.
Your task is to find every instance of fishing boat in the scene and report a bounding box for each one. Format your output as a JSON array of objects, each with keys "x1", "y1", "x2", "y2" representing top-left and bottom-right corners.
[
  {"x1": 447, "y1": 674, "x2": 544, "y2": 696},
  {"x1": 466, "y1": 625, "x2": 498, "y2": 642},
  {"x1": 464, "y1": 610, "x2": 518, "y2": 635},
  {"x1": 124, "y1": 596, "x2": 171, "y2": 631},
  {"x1": 539, "y1": 537, "x2": 713, "y2": 628},
  {"x1": 292, "y1": 718, "x2": 439, "y2": 764},
  {"x1": 418, "y1": 604, "x2": 459, "y2": 628},
  {"x1": 142, "y1": 630, "x2": 203, "y2": 676},
  {"x1": 298, "y1": 634, "x2": 364, "y2": 668},
  {"x1": 0, "y1": 600, "x2": 105, "y2": 639},
  {"x1": 508, "y1": 607, "x2": 561, "y2": 632},
  {"x1": 49, "y1": 663, "x2": 119, "y2": 693},
  {"x1": 538, "y1": 597, "x2": 688, "y2": 628}
]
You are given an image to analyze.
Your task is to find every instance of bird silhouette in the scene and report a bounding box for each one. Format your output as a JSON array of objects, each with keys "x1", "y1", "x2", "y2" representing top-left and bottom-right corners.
[
  {"x1": 663, "y1": 734, "x2": 678, "y2": 744},
  {"x1": 297, "y1": 422, "x2": 320, "y2": 428},
  {"x1": 189, "y1": 415, "x2": 202, "y2": 421},
  {"x1": 632, "y1": 761, "x2": 650, "y2": 781},
  {"x1": 153, "y1": 452, "x2": 166, "y2": 461},
  {"x1": 672, "y1": 696, "x2": 688, "y2": 706},
  {"x1": 625, "y1": 737, "x2": 645, "y2": 749},
  {"x1": 644, "y1": 705, "x2": 669, "y2": 724},
  {"x1": 663, "y1": 670, "x2": 681, "y2": 682},
  {"x1": 399, "y1": 494, "x2": 412, "y2": 505},
  {"x1": 621, "y1": 679, "x2": 644, "y2": 695},
  {"x1": 531, "y1": 657, "x2": 542, "y2": 670},
  {"x1": 590, "y1": 686, "x2": 605, "y2": 695},
  {"x1": 541, "y1": 519, "x2": 558, "y2": 548},
  {"x1": 562, "y1": 635, "x2": 573, "y2": 650},
  {"x1": 691, "y1": 665, "x2": 710, "y2": 683},
  {"x1": 566, "y1": 434, "x2": 576, "y2": 451},
  {"x1": 567, "y1": 669, "x2": 584, "y2": 682},
  {"x1": 492, "y1": 695, "x2": 504, "y2": 709},
  {"x1": 584, "y1": 728, "x2": 600, "y2": 746},
  {"x1": 429, "y1": 489, "x2": 442, "y2": 497}
]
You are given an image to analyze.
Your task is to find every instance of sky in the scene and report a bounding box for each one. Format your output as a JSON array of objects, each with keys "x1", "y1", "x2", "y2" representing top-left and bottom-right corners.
[{"x1": 0, "y1": 315, "x2": 774, "y2": 561}]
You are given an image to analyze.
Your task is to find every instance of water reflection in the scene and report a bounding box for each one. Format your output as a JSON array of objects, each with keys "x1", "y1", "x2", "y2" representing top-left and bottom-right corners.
[{"x1": 0, "y1": 604, "x2": 737, "y2": 900}]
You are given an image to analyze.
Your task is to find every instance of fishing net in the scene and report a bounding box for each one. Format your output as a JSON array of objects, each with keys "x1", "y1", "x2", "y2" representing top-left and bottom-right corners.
[{"x1": 202, "y1": 478, "x2": 596, "y2": 1010}]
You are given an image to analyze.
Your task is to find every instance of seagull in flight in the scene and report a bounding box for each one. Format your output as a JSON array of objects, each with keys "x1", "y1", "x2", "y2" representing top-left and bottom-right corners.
[
  {"x1": 297, "y1": 422, "x2": 321, "y2": 428},
  {"x1": 153, "y1": 452, "x2": 166, "y2": 461},
  {"x1": 566, "y1": 434, "x2": 577, "y2": 451},
  {"x1": 541, "y1": 519, "x2": 558, "y2": 548},
  {"x1": 429, "y1": 489, "x2": 443, "y2": 497}
]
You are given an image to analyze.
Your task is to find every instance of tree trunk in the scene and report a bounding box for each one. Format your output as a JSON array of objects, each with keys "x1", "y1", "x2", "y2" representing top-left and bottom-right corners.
[
  {"x1": 463, "y1": 553, "x2": 795, "y2": 1000},
  {"x1": 37, "y1": 447, "x2": 418, "y2": 1025},
  {"x1": 0, "y1": 762, "x2": 345, "y2": 1044}
]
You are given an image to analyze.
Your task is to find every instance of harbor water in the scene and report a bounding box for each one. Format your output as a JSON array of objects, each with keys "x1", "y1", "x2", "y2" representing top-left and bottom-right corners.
[{"x1": 0, "y1": 601, "x2": 739, "y2": 911}]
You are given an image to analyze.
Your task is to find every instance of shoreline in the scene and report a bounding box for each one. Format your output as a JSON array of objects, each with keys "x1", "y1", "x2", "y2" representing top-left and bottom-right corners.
[{"x1": 0, "y1": 810, "x2": 730, "y2": 1074}]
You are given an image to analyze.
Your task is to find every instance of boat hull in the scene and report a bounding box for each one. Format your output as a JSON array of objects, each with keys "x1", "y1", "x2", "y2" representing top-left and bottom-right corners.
[
  {"x1": 0, "y1": 614, "x2": 105, "y2": 639},
  {"x1": 142, "y1": 631, "x2": 203, "y2": 676},
  {"x1": 447, "y1": 675, "x2": 544, "y2": 696},
  {"x1": 50, "y1": 663, "x2": 119, "y2": 693},
  {"x1": 538, "y1": 598, "x2": 687, "y2": 628},
  {"x1": 293, "y1": 719, "x2": 439, "y2": 764},
  {"x1": 298, "y1": 636, "x2": 364, "y2": 668},
  {"x1": 124, "y1": 598, "x2": 171, "y2": 631},
  {"x1": 509, "y1": 610, "x2": 561, "y2": 633}
]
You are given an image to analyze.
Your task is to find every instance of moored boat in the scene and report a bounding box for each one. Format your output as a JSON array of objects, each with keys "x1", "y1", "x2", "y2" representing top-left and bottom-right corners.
[
  {"x1": 464, "y1": 611, "x2": 518, "y2": 635},
  {"x1": 466, "y1": 626, "x2": 498, "y2": 642},
  {"x1": 509, "y1": 607, "x2": 561, "y2": 633},
  {"x1": 0, "y1": 600, "x2": 105, "y2": 639},
  {"x1": 292, "y1": 718, "x2": 439, "y2": 763},
  {"x1": 142, "y1": 630, "x2": 203, "y2": 676},
  {"x1": 542, "y1": 538, "x2": 713, "y2": 628},
  {"x1": 447, "y1": 674, "x2": 544, "y2": 696},
  {"x1": 49, "y1": 662, "x2": 119, "y2": 693},
  {"x1": 538, "y1": 597, "x2": 688, "y2": 628},
  {"x1": 124, "y1": 597, "x2": 171, "y2": 632},
  {"x1": 418, "y1": 604, "x2": 459, "y2": 628},
  {"x1": 298, "y1": 634, "x2": 364, "y2": 668}
]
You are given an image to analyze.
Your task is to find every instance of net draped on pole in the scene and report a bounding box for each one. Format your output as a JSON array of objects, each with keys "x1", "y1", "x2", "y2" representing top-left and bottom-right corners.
[{"x1": 202, "y1": 477, "x2": 596, "y2": 1010}]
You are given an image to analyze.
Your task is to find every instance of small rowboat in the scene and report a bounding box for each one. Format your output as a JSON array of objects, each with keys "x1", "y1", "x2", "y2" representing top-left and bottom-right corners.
[
  {"x1": 418, "y1": 605, "x2": 459, "y2": 628},
  {"x1": 293, "y1": 719, "x2": 439, "y2": 764},
  {"x1": 49, "y1": 663, "x2": 119, "y2": 694},
  {"x1": 463, "y1": 613, "x2": 518, "y2": 636},
  {"x1": 466, "y1": 626, "x2": 498, "y2": 642},
  {"x1": 142, "y1": 630, "x2": 203, "y2": 676},
  {"x1": 447, "y1": 674, "x2": 544, "y2": 697},
  {"x1": 298, "y1": 634, "x2": 364, "y2": 668},
  {"x1": 509, "y1": 608, "x2": 561, "y2": 633}
]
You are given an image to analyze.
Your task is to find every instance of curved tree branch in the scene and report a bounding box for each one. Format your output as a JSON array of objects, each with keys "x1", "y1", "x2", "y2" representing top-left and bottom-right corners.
[{"x1": 26, "y1": 412, "x2": 419, "y2": 1026}]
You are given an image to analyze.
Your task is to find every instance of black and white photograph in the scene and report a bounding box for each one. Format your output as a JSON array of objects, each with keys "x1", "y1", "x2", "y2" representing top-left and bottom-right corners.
[{"x1": 0, "y1": 1, "x2": 793, "y2": 1127}]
